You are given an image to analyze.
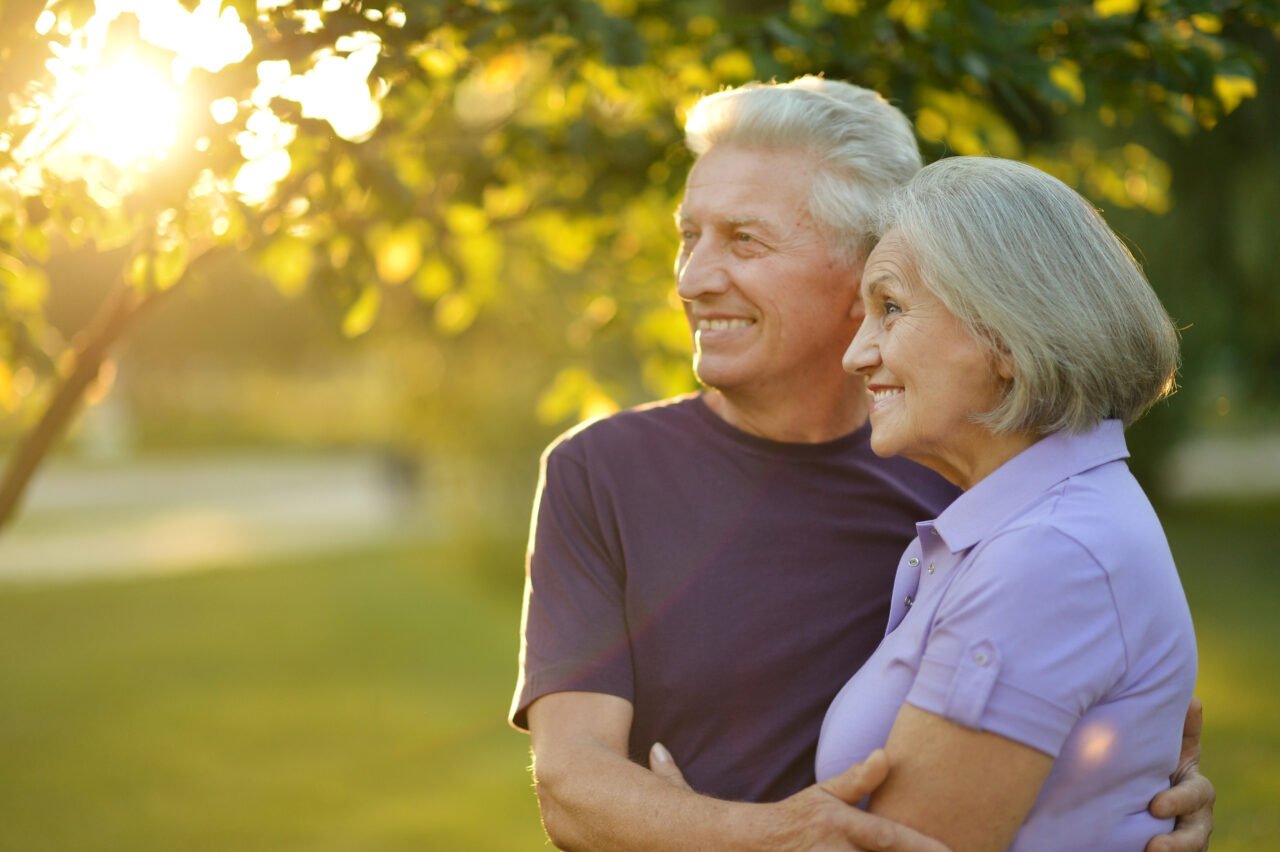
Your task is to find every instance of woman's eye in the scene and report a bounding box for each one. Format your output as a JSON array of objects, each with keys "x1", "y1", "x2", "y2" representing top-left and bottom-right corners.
[{"x1": 883, "y1": 300, "x2": 902, "y2": 316}]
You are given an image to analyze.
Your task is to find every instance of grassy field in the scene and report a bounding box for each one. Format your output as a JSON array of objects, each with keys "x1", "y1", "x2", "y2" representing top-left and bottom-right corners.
[
  {"x1": 0, "y1": 537, "x2": 546, "y2": 851},
  {"x1": 0, "y1": 500, "x2": 1276, "y2": 850},
  {"x1": 1161, "y1": 500, "x2": 1280, "y2": 850}
]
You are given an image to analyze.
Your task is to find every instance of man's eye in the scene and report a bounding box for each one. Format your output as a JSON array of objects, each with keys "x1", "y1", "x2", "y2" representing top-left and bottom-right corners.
[{"x1": 733, "y1": 232, "x2": 754, "y2": 243}]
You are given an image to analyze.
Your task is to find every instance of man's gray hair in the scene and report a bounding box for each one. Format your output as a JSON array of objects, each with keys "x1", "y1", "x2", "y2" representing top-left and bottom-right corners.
[
  {"x1": 875, "y1": 156, "x2": 1179, "y2": 434},
  {"x1": 683, "y1": 76, "x2": 921, "y2": 262}
]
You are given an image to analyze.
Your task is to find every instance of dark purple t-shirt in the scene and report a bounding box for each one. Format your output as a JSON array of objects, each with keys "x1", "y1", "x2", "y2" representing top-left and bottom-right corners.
[{"x1": 510, "y1": 394, "x2": 958, "y2": 803}]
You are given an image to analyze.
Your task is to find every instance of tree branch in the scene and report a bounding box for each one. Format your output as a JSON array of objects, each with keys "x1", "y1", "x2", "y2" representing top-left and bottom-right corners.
[{"x1": 0, "y1": 246, "x2": 225, "y2": 534}]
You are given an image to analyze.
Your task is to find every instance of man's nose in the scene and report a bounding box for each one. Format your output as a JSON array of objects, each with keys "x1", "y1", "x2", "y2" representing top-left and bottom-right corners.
[
  {"x1": 675, "y1": 242, "x2": 730, "y2": 301},
  {"x1": 843, "y1": 322, "x2": 879, "y2": 376}
]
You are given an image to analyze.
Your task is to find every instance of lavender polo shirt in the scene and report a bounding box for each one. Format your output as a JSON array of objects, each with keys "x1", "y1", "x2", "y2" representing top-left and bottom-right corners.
[{"x1": 816, "y1": 421, "x2": 1197, "y2": 850}]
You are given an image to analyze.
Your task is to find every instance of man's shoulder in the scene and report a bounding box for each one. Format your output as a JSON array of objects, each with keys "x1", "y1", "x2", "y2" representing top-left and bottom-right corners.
[{"x1": 544, "y1": 393, "x2": 706, "y2": 459}]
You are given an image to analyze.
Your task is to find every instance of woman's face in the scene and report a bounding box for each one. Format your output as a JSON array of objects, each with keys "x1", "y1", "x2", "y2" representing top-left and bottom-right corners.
[{"x1": 843, "y1": 229, "x2": 1025, "y2": 489}]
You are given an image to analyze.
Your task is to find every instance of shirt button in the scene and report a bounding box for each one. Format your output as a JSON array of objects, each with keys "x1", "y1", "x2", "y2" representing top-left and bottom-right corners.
[
  {"x1": 931, "y1": 529, "x2": 940, "y2": 537},
  {"x1": 904, "y1": 595, "x2": 914, "y2": 608},
  {"x1": 974, "y1": 652, "x2": 988, "y2": 666},
  {"x1": 927, "y1": 563, "x2": 935, "y2": 574},
  {"x1": 908, "y1": 557, "x2": 919, "y2": 567}
]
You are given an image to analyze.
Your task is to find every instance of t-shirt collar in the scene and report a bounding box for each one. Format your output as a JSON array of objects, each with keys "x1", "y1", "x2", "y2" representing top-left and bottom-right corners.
[{"x1": 930, "y1": 420, "x2": 1130, "y2": 553}]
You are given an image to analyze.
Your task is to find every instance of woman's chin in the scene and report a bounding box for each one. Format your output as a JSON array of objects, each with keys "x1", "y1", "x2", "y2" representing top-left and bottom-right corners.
[{"x1": 867, "y1": 431, "x2": 901, "y2": 459}]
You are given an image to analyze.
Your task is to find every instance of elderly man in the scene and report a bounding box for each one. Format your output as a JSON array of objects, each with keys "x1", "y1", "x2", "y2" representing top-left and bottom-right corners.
[{"x1": 510, "y1": 77, "x2": 1212, "y2": 850}]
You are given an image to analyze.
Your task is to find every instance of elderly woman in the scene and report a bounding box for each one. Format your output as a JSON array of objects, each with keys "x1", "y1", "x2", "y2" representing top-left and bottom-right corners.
[{"x1": 817, "y1": 156, "x2": 1197, "y2": 850}]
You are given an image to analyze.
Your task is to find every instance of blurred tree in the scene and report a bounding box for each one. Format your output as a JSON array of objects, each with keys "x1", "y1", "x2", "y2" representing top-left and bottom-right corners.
[{"x1": 1, "y1": 0, "x2": 1278, "y2": 530}]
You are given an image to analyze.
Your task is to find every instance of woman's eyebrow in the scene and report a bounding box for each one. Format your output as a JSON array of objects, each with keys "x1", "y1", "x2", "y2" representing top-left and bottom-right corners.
[{"x1": 863, "y1": 273, "x2": 894, "y2": 297}]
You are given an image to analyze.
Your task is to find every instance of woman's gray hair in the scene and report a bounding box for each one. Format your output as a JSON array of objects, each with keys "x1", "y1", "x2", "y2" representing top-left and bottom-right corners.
[
  {"x1": 684, "y1": 76, "x2": 921, "y2": 262},
  {"x1": 876, "y1": 156, "x2": 1179, "y2": 434}
]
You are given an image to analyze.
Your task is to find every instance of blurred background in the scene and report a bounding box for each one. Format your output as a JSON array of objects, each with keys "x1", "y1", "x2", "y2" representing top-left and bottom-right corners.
[{"x1": 0, "y1": 0, "x2": 1277, "y2": 848}]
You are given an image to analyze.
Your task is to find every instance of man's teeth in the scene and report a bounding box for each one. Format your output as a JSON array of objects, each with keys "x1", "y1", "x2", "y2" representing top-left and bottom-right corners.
[
  {"x1": 697, "y1": 318, "x2": 754, "y2": 331},
  {"x1": 872, "y1": 389, "x2": 903, "y2": 402}
]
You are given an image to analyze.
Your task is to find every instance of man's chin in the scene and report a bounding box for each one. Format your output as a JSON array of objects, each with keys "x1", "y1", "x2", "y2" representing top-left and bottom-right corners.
[
  {"x1": 692, "y1": 370, "x2": 741, "y2": 395},
  {"x1": 692, "y1": 356, "x2": 752, "y2": 392}
]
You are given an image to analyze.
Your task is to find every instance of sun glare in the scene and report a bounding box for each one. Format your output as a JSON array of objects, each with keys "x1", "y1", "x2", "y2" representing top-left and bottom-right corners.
[
  {"x1": 68, "y1": 57, "x2": 182, "y2": 169},
  {"x1": 9, "y1": 0, "x2": 388, "y2": 207},
  {"x1": 9, "y1": 0, "x2": 252, "y2": 204}
]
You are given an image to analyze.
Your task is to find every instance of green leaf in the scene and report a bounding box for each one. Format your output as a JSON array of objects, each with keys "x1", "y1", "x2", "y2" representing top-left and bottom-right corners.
[
  {"x1": 152, "y1": 241, "x2": 190, "y2": 291},
  {"x1": 254, "y1": 236, "x2": 315, "y2": 298},
  {"x1": 371, "y1": 221, "x2": 432, "y2": 285},
  {"x1": 0, "y1": 255, "x2": 49, "y2": 314},
  {"x1": 342, "y1": 285, "x2": 381, "y2": 338}
]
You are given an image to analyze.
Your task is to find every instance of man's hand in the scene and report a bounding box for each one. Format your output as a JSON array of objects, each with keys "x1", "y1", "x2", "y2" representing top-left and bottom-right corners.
[
  {"x1": 1146, "y1": 697, "x2": 1215, "y2": 852},
  {"x1": 650, "y1": 744, "x2": 949, "y2": 852},
  {"x1": 648, "y1": 743, "x2": 693, "y2": 790}
]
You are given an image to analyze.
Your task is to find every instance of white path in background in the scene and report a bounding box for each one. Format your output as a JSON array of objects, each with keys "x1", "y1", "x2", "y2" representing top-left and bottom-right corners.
[
  {"x1": 1162, "y1": 434, "x2": 1280, "y2": 500},
  {"x1": 0, "y1": 434, "x2": 1275, "y2": 585},
  {"x1": 0, "y1": 453, "x2": 416, "y2": 584}
]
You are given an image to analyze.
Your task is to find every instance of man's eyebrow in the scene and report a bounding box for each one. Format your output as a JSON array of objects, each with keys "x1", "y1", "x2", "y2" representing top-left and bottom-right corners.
[{"x1": 672, "y1": 210, "x2": 774, "y2": 230}]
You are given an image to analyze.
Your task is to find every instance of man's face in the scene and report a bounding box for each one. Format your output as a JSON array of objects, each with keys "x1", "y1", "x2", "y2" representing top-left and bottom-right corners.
[{"x1": 674, "y1": 145, "x2": 864, "y2": 398}]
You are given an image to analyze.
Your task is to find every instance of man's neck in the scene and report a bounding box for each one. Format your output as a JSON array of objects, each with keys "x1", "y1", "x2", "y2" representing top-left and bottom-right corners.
[{"x1": 703, "y1": 379, "x2": 869, "y2": 444}]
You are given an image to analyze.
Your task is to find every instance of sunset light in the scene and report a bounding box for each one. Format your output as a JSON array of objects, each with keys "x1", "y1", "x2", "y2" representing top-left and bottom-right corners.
[
  {"x1": 8, "y1": 0, "x2": 387, "y2": 206},
  {"x1": 58, "y1": 56, "x2": 183, "y2": 171}
]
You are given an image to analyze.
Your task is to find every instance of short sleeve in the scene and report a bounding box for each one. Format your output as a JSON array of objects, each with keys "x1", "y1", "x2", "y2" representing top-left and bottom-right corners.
[
  {"x1": 509, "y1": 440, "x2": 634, "y2": 730},
  {"x1": 906, "y1": 525, "x2": 1127, "y2": 757}
]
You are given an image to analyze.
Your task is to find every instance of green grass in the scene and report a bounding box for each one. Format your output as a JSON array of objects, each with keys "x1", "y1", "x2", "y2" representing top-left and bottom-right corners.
[
  {"x1": 1161, "y1": 499, "x2": 1280, "y2": 851},
  {"x1": 0, "y1": 538, "x2": 547, "y2": 851},
  {"x1": 0, "y1": 501, "x2": 1276, "y2": 850}
]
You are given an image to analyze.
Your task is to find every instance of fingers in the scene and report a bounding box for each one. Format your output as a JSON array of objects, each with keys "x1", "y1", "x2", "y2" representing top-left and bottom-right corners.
[
  {"x1": 648, "y1": 742, "x2": 693, "y2": 791},
  {"x1": 1147, "y1": 766, "x2": 1214, "y2": 852},
  {"x1": 1150, "y1": 770, "x2": 1215, "y2": 819},
  {"x1": 1179, "y1": 697, "x2": 1203, "y2": 764},
  {"x1": 1153, "y1": 769, "x2": 1215, "y2": 817},
  {"x1": 839, "y1": 808, "x2": 952, "y2": 852},
  {"x1": 1143, "y1": 801, "x2": 1213, "y2": 852},
  {"x1": 814, "y1": 752, "x2": 951, "y2": 851},
  {"x1": 819, "y1": 748, "x2": 891, "y2": 805}
]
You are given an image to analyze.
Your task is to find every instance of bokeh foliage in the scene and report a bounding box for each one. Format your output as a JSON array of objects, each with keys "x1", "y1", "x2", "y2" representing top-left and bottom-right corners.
[{"x1": 1, "y1": 0, "x2": 1279, "y2": 526}]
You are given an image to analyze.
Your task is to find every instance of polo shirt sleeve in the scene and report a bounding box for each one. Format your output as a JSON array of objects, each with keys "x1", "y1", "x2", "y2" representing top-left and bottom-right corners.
[
  {"x1": 509, "y1": 439, "x2": 633, "y2": 731},
  {"x1": 905, "y1": 524, "x2": 1127, "y2": 757}
]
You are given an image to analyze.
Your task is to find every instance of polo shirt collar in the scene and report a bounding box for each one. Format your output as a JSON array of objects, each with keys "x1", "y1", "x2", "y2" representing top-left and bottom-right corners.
[{"x1": 931, "y1": 420, "x2": 1130, "y2": 553}]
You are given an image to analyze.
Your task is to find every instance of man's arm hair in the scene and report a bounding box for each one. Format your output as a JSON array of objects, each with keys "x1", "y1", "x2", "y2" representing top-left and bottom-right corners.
[
  {"x1": 527, "y1": 691, "x2": 951, "y2": 852},
  {"x1": 528, "y1": 692, "x2": 746, "y2": 850}
]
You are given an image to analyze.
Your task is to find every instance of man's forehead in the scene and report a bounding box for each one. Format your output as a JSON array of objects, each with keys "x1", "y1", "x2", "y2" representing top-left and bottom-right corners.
[{"x1": 677, "y1": 151, "x2": 814, "y2": 225}]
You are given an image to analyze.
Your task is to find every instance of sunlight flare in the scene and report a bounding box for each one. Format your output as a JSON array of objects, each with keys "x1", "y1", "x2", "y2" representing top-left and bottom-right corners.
[{"x1": 7, "y1": 0, "x2": 386, "y2": 207}]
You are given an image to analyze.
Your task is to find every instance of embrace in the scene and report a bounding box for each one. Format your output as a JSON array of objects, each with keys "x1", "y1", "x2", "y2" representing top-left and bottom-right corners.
[{"x1": 511, "y1": 77, "x2": 1212, "y2": 851}]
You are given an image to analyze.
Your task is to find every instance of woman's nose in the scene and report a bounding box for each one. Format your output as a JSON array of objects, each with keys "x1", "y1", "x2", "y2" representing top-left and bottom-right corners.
[{"x1": 843, "y1": 322, "x2": 879, "y2": 376}]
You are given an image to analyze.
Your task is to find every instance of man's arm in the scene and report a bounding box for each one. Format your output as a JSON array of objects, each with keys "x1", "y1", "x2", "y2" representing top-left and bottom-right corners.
[
  {"x1": 527, "y1": 691, "x2": 950, "y2": 852},
  {"x1": 1145, "y1": 697, "x2": 1215, "y2": 852}
]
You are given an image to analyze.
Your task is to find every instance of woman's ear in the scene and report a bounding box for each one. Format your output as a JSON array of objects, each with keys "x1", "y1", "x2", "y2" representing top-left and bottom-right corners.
[{"x1": 991, "y1": 338, "x2": 1015, "y2": 382}]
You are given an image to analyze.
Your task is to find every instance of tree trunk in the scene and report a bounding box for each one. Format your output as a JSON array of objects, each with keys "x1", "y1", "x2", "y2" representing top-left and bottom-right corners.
[{"x1": 0, "y1": 278, "x2": 163, "y2": 533}]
